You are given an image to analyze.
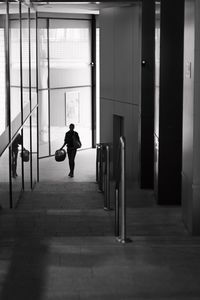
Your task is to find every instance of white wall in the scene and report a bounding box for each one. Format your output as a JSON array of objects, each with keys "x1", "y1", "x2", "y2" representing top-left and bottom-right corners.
[{"x1": 99, "y1": 4, "x2": 141, "y2": 181}]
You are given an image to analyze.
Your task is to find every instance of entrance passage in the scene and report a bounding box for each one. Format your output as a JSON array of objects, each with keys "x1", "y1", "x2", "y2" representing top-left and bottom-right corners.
[{"x1": 38, "y1": 18, "x2": 93, "y2": 158}]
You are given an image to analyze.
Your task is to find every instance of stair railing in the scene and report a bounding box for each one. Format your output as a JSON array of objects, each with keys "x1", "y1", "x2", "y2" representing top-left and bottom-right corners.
[
  {"x1": 115, "y1": 136, "x2": 130, "y2": 243},
  {"x1": 96, "y1": 143, "x2": 111, "y2": 210}
]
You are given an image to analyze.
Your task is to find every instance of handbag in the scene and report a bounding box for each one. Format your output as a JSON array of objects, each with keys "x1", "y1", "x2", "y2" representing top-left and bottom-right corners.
[
  {"x1": 21, "y1": 148, "x2": 30, "y2": 162},
  {"x1": 73, "y1": 134, "x2": 82, "y2": 149},
  {"x1": 55, "y1": 149, "x2": 66, "y2": 162}
]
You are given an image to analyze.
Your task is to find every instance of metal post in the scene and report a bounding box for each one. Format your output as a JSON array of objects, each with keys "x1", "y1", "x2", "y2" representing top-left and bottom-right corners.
[
  {"x1": 96, "y1": 145, "x2": 100, "y2": 183},
  {"x1": 105, "y1": 145, "x2": 110, "y2": 210},
  {"x1": 116, "y1": 136, "x2": 131, "y2": 244},
  {"x1": 120, "y1": 136, "x2": 126, "y2": 243},
  {"x1": 115, "y1": 187, "x2": 119, "y2": 237},
  {"x1": 99, "y1": 145, "x2": 103, "y2": 191},
  {"x1": 103, "y1": 164, "x2": 107, "y2": 209}
]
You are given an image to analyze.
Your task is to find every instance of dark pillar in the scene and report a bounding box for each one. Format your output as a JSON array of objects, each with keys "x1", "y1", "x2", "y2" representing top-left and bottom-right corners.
[
  {"x1": 157, "y1": 0, "x2": 184, "y2": 204},
  {"x1": 140, "y1": 0, "x2": 155, "y2": 189}
]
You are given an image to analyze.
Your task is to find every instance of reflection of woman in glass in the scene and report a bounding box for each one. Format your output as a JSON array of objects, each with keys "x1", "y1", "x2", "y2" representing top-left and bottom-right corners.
[{"x1": 11, "y1": 133, "x2": 22, "y2": 178}]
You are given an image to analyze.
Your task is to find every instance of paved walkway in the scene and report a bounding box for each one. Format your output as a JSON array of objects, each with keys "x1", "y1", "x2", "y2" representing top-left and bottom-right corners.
[{"x1": 0, "y1": 150, "x2": 200, "y2": 299}]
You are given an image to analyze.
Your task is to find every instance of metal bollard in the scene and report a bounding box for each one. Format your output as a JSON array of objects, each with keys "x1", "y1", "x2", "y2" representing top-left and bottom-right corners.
[
  {"x1": 99, "y1": 145, "x2": 103, "y2": 191},
  {"x1": 115, "y1": 187, "x2": 119, "y2": 237},
  {"x1": 116, "y1": 137, "x2": 131, "y2": 244},
  {"x1": 120, "y1": 138, "x2": 126, "y2": 243},
  {"x1": 96, "y1": 146, "x2": 100, "y2": 183},
  {"x1": 106, "y1": 145, "x2": 110, "y2": 210}
]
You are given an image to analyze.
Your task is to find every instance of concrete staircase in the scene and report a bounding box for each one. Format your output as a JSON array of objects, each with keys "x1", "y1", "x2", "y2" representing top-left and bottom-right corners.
[{"x1": 0, "y1": 181, "x2": 200, "y2": 299}]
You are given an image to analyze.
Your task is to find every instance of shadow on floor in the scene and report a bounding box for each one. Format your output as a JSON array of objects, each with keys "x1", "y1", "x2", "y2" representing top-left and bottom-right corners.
[{"x1": 0, "y1": 219, "x2": 48, "y2": 300}]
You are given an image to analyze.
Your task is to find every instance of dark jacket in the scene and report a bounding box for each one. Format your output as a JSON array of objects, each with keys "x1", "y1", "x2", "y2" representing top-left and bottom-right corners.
[
  {"x1": 12, "y1": 134, "x2": 22, "y2": 153},
  {"x1": 64, "y1": 130, "x2": 80, "y2": 149}
]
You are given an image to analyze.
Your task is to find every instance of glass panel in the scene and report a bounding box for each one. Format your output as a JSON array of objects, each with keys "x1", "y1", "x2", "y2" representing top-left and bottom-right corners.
[
  {"x1": 23, "y1": 88, "x2": 30, "y2": 120},
  {"x1": 10, "y1": 87, "x2": 21, "y2": 138},
  {"x1": 155, "y1": 2, "x2": 160, "y2": 138},
  {"x1": 11, "y1": 130, "x2": 22, "y2": 208},
  {"x1": 0, "y1": 4, "x2": 6, "y2": 136},
  {"x1": 0, "y1": 148, "x2": 10, "y2": 209},
  {"x1": 31, "y1": 88, "x2": 37, "y2": 109},
  {"x1": 30, "y1": 11, "x2": 36, "y2": 89},
  {"x1": 9, "y1": 2, "x2": 21, "y2": 138},
  {"x1": 10, "y1": 16, "x2": 20, "y2": 87},
  {"x1": 49, "y1": 19, "x2": 92, "y2": 88},
  {"x1": 38, "y1": 90, "x2": 49, "y2": 157},
  {"x1": 38, "y1": 19, "x2": 48, "y2": 89},
  {"x1": 31, "y1": 107, "x2": 38, "y2": 185},
  {"x1": 22, "y1": 4, "x2": 30, "y2": 123},
  {"x1": 23, "y1": 118, "x2": 31, "y2": 190},
  {"x1": 50, "y1": 87, "x2": 92, "y2": 155}
]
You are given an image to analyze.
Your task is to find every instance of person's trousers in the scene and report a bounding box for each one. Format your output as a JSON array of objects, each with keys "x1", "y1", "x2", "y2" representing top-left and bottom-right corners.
[
  {"x1": 67, "y1": 148, "x2": 77, "y2": 174},
  {"x1": 12, "y1": 151, "x2": 18, "y2": 176}
]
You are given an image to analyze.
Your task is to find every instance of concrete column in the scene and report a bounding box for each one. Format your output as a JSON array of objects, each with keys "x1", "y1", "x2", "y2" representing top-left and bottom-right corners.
[
  {"x1": 156, "y1": 0, "x2": 184, "y2": 205},
  {"x1": 140, "y1": 0, "x2": 155, "y2": 189}
]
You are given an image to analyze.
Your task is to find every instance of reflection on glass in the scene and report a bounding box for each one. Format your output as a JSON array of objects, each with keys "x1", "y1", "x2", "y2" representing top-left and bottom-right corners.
[
  {"x1": 30, "y1": 12, "x2": 36, "y2": 88},
  {"x1": 0, "y1": 4, "x2": 6, "y2": 136},
  {"x1": 22, "y1": 5, "x2": 30, "y2": 124},
  {"x1": 39, "y1": 90, "x2": 49, "y2": 157},
  {"x1": 155, "y1": 1, "x2": 160, "y2": 137},
  {"x1": 23, "y1": 88, "x2": 30, "y2": 120},
  {"x1": 49, "y1": 19, "x2": 91, "y2": 88},
  {"x1": 38, "y1": 19, "x2": 48, "y2": 89},
  {"x1": 9, "y1": 4, "x2": 21, "y2": 138},
  {"x1": 50, "y1": 87, "x2": 92, "y2": 155},
  {"x1": 23, "y1": 118, "x2": 31, "y2": 190},
  {"x1": 31, "y1": 107, "x2": 38, "y2": 185},
  {"x1": 11, "y1": 131, "x2": 22, "y2": 208},
  {"x1": 0, "y1": 148, "x2": 10, "y2": 209},
  {"x1": 10, "y1": 20, "x2": 20, "y2": 86},
  {"x1": 31, "y1": 88, "x2": 37, "y2": 109}
]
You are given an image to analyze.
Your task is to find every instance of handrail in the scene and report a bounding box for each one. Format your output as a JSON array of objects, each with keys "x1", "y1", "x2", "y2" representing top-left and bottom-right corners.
[
  {"x1": 115, "y1": 136, "x2": 130, "y2": 244},
  {"x1": 96, "y1": 142, "x2": 111, "y2": 210}
]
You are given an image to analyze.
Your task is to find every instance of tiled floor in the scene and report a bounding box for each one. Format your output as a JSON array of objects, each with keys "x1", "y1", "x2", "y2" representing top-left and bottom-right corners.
[{"x1": 0, "y1": 149, "x2": 200, "y2": 299}]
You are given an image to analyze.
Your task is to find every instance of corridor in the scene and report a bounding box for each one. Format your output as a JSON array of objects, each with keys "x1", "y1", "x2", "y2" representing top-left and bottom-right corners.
[{"x1": 0, "y1": 149, "x2": 200, "y2": 299}]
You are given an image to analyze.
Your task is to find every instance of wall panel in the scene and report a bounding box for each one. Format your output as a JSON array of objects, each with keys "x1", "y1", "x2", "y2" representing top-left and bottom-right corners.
[{"x1": 100, "y1": 4, "x2": 141, "y2": 182}]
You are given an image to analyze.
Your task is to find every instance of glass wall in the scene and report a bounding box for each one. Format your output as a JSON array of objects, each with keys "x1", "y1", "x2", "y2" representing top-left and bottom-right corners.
[
  {"x1": 38, "y1": 17, "x2": 93, "y2": 158},
  {"x1": 49, "y1": 19, "x2": 92, "y2": 154},
  {"x1": 0, "y1": 3, "x2": 6, "y2": 137},
  {"x1": 0, "y1": 2, "x2": 9, "y2": 208},
  {"x1": 31, "y1": 108, "x2": 38, "y2": 186},
  {"x1": 23, "y1": 118, "x2": 31, "y2": 190},
  {"x1": 38, "y1": 19, "x2": 49, "y2": 157},
  {"x1": 10, "y1": 3, "x2": 21, "y2": 138},
  {"x1": 22, "y1": 4, "x2": 30, "y2": 121},
  {"x1": 30, "y1": 8, "x2": 37, "y2": 187},
  {"x1": 0, "y1": 148, "x2": 10, "y2": 209},
  {"x1": 11, "y1": 129, "x2": 22, "y2": 208},
  {"x1": 0, "y1": 1, "x2": 38, "y2": 209}
]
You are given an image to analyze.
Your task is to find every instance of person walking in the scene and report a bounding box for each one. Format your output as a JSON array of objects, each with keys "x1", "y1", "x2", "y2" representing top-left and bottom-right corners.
[
  {"x1": 11, "y1": 133, "x2": 22, "y2": 178},
  {"x1": 60, "y1": 123, "x2": 81, "y2": 177}
]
